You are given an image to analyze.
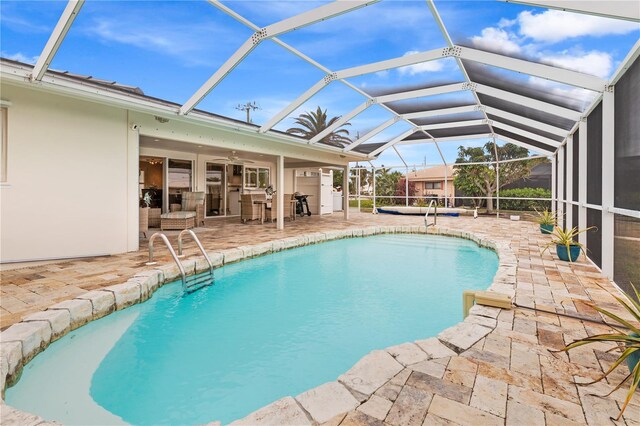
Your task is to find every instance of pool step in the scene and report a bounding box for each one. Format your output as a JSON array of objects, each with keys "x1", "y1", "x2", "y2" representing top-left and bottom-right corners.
[{"x1": 184, "y1": 272, "x2": 214, "y2": 293}]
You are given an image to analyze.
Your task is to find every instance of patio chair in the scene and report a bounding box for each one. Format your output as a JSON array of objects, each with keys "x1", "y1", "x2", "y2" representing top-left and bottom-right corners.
[
  {"x1": 170, "y1": 191, "x2": 205, "y2": 226},
  {"x1": 266, "y1": 194, "x2": 295, "y2": 222},
  {"x1": 241, "y1": 193, "x2": 263, "y2": 223}
]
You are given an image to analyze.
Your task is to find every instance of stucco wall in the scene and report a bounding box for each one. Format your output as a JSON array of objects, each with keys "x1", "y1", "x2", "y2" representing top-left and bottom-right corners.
[{"x1": 0, "y1": 84, "x2": 132, "y2": 262}]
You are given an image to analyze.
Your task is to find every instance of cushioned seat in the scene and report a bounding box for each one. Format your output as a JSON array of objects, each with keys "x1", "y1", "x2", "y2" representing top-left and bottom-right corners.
[{"x1": 161, "y1": 211, "x2": 196, "y2": 219}]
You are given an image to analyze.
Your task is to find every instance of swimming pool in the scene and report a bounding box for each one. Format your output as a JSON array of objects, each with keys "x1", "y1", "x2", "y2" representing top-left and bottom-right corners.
[{"x1": 6, "y1": 234, "x2": 498, "y2": 425}]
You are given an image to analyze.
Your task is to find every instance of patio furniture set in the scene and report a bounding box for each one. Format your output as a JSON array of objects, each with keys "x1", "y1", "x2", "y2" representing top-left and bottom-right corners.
[{"x1": 140, "y1": 191, "x2": 301, "y2": 237}]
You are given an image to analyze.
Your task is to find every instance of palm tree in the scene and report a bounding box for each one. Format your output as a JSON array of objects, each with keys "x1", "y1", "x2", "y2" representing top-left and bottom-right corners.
[{"x1": 286, "y1": 106, "x2": 351, "y2": 147}]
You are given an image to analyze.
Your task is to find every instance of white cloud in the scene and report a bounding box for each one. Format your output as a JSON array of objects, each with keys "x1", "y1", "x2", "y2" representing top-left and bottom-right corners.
[
  {"x1": 542, "y1": 50, "x2": 613, "y2": 79},
  {"x1": 517, "y1": 9, "x2": 639, "y2": 43},
  {"x1": 397, "y1": 51, "x2": 444, "y2": 76},
  {"x1": 498, "y1": 18, "x2": 516, "y2": 28},
  {"x1": 84, "y1": 17, "x2": 240, "y2": 67},
  {"x1": 470, "y1": 28, "x2": 522, "y2": 55},
  {"x1": 1, "y1": 51, "x2": 38, "y2": 64},
  {"x1": 527, "y1": 76, "x2": 597, "y2": 107}
]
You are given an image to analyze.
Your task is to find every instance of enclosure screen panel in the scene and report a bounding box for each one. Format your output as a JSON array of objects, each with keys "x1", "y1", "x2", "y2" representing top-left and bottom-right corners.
[
  {"x1": 587, "y1": 102, "x2": 603, "y2": 205},
  {"x1": 493, "y1": 128, "x2": 555, "y2": 153},
  {"x1": 572, "y1": 130, "x2": 579, "y2": 228},
  {"x1": 614, "y1": 215, "x2": 640, "y2": 300},
  {"x1": 587, "y1": 208, "x2": 602, "y2": 268},
  {"x1": 563, "y1": 144, "x2": 567, "y2": 216},
  {"x1": 477, "y1": 94, "x2": 575, "y2": 130},
  {"x1": 614, "y1": 57, "x2": 640, "y2": 211}
]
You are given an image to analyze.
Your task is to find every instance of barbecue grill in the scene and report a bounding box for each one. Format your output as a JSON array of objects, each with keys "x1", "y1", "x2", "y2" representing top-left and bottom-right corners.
[{"x1": 293, "y1": 193, "x2": 312, "y2": 217}]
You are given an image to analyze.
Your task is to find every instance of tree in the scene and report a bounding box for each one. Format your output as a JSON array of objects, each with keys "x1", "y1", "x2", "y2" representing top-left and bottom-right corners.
[
  {"x1": 453, "y1": 142, "x2": 544, "y2": 213},
  {"x1": 286, "y1": 106, "x2": 351, "y2": 147},
  {"x1": 395, "y1": 178, "x2": 416, "y2": 205},
  {"x1": 374, "y1": 168, "x2": 403, "y2": 205}
]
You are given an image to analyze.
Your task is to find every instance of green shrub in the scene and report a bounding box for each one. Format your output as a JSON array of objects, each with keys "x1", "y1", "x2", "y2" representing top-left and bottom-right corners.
[
  {"x1": 498, "y1": 188, "x2": 551, "y2": 211},
  {"x1": 349, "y1": 199, "x2": 373, "y2": 208}
]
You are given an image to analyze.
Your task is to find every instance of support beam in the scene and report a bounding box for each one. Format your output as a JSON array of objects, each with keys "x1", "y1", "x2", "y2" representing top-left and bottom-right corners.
[
  {"x1": 483, "y1": 106, "x2": 569, "y2": 138},
  {"x1": 403, "y1": 105, "x2": 477, "y2": 120},
  {"x1": 551, "y1": 152, "x2": 557, "y2": 215},
  {"x1": 377, "y1": 83, "x2": 467, "y2": 103},
  {"x1": 400, "y1": 133, "x2": 494, "y2": 145},
  {"x1": 31, "y1": 0, "x2": 85, "y2": 81},
  {"x1": 601, "y1": 88, "x2": 615, "y2": 278},
  {"x1": 259, "y1": 78, "x2": 329, "y2": 132},
  {"x1": 499, "y1": 1, "x2": 640, "y2": 22},
  {"x1": 369, "y1": 129, "x2": 416, "y2": 157},
  {"x1": 420, "y1": 119, "x2": 485, "y2": 131},
  {"x1": 335, "y1": 48, "x2": 446, "y2": 79},
  {"x1": 265, "y1": 1, "x2": 378, "y2": 37},
  {"x1": 310, "y1": 100, "x2": 372, "y2": 144},
  {"x1": 578, "y1": 119, "x2": 587, "y2": 246},
  {"x1": 277, "y1": 155, "x2": 285, "y2": 230},
  {"x1": 180, "y1": 37, "x2": 257, "y2": 115},
  {"x1": 458, "y1": 46, "x2": 606, "y2": 92},
  {"x1": 343, "y1": 118, "x2": 397, "y2": 152},
  {"x1": 475, "y1": 84, "x2": 584, "y2": 121},
  {"x1": 182, "y1": 0, "x2": 378, "y2": 115},
  {"x1": 557, "y1": 145, "x2": 565, "y2": 229},
  {"x1": 343, "y1": 164, "x2": 350, "y2": 219},
  {"x1": 425, "y1": 0, "x2": 499, "y2": 138},
  {"x1": 491, "y1": 120, "x2": 561, "y2": 148},
  {"x1": 565, "y1": 133, "x2": 574, "y2": 230}
]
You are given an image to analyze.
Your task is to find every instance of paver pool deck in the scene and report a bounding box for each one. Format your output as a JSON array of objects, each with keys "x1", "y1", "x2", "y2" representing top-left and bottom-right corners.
[{"x1": 1, "y1": 212, "x2": 638, "y2": 425}]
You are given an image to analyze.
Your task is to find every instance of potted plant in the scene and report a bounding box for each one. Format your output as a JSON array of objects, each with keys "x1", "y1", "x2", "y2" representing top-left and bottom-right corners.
[
  {"x1": 561, "y1": 283, "x2": 640, "y2": 420},
  {"x1": 536, "y1": 209, "x2": 556, "y2": 234},
  {"x1": 544, "y1": 226, "x2": 594, "y2": 262}
]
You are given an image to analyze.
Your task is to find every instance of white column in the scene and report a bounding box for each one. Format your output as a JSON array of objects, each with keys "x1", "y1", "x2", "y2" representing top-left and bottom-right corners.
[
  {"x1": 551, "y1": 153, "x2": 557, "y2": 215},
  {"x1": 578, "y1": 119, "x2": 588, "y2": 246},
  {"x1": 565, "y1": 134, "x2": 573, "y2": 230},
  {"x1": 405, "y1": 167, "x2": 409, "y2": 207},
  {"x1": 127, "y1": 114, "x2": 140, "y2": 251},
  {"x1": 557, "y1": 146, "x2": 565, "y2": 229},
  {"x1": 357, "y1": 169, "x2": 361, "y2": 211},
  {"x1": 372, "y1": 166, "x2": 377, "y2": 213},
  {"x1": 277, "y1": 155, "x2": 284, "y2": 230},
  {"x1": 343, "y1": 164, "x2": 350, "y2": 220},
  {"x1": 444, "y1": 169, "x2": 449, "y2": 208},
  {"x1": 601, "y1": 88, "x2": 615, "y2": 278}
]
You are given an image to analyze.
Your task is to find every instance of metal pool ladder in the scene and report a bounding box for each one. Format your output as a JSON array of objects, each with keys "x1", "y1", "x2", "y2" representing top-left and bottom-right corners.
[
  {"x1": 424, "y1": 199, "x2": 437, "y2": 229},
  {"x1": 146, "y1": 231, "x2": 214, "y2": 292}
]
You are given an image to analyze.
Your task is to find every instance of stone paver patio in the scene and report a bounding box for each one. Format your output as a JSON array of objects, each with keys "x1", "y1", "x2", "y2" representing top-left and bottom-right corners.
[{"x1": 1, "y1": 212, "x2": 639, "y2": 425}]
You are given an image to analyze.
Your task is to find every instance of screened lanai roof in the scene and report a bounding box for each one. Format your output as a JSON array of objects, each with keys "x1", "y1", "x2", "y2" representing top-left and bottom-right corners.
[{"x1": 2, "y1": 0, "x2": 639, "y2": 166}]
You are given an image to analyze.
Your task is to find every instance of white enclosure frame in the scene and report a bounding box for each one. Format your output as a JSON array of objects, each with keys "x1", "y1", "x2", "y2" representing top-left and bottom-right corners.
[{"x1": 17, "y1": 0, "x2": 640, "y2": 285}]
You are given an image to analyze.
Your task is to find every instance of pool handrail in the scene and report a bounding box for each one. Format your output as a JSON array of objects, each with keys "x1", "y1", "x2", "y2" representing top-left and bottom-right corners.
[
  {"x1": 146, "y1": 232, "x2": 187, "y2": 288},
  {"x1": 178, "y1": 229, "x2": 214, "y2": 276},
  {"x1": 424, "y1": 200, "x2": 437, "y2": 228}
]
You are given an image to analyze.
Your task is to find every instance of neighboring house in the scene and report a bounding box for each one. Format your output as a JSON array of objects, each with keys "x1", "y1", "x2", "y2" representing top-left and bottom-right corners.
[{"x1": 406, "y1": 165, "x2": 456, "y2": 200}]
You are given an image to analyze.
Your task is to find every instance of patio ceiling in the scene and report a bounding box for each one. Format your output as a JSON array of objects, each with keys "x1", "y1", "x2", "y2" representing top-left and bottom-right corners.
[{"x1": 21, "y1": 0, "x2": 640, "y2": 165}]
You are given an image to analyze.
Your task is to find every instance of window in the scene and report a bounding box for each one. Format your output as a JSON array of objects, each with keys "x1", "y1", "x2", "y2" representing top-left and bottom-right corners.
[
  {"x1": 244, "y1": 167, "x2": 269, "y2": 189},
  {"x1": 1, "y1": 107, "x2": 7, "y2": 182},
  {"x1": 425, "y1": 181, "x2": 442, "y2": 189}
]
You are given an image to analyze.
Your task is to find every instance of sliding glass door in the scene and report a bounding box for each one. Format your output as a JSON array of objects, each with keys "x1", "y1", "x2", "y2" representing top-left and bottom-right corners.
[{"x1": 205, "y1": 163, "x2": 226, "y2": 217}]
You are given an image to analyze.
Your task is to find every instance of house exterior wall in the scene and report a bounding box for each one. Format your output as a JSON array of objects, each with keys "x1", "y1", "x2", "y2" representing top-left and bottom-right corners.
[
  {"x1": 0, "y1": 83, "x2": 133, "y2": 262},
  {"x1": 0, "y1": 81, "x2": 351, "y2": 262},
  {"x1": 410, "y1": 179, "x2": 455, "y2": 198}
]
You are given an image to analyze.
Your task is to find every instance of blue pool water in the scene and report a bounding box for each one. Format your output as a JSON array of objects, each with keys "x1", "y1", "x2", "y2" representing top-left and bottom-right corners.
[{"x1": 6, "y1": 234, "x2": 498, "y2": 425}]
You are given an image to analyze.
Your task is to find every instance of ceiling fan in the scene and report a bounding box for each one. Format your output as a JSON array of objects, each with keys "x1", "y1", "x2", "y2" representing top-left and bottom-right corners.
[{"x1": 210, "y1": 150, "x2": 255, "y2": 164}]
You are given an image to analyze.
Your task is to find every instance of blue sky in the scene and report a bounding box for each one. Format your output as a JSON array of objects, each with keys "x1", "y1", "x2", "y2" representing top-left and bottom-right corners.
[{"x1": 2, "y1": 0, "x2": 639, "y2": 167}]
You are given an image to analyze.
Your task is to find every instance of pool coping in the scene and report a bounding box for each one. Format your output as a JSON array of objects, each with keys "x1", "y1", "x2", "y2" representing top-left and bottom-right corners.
[{"x1": 0, "y1": 225, "x2": 515, "y2": 425}]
